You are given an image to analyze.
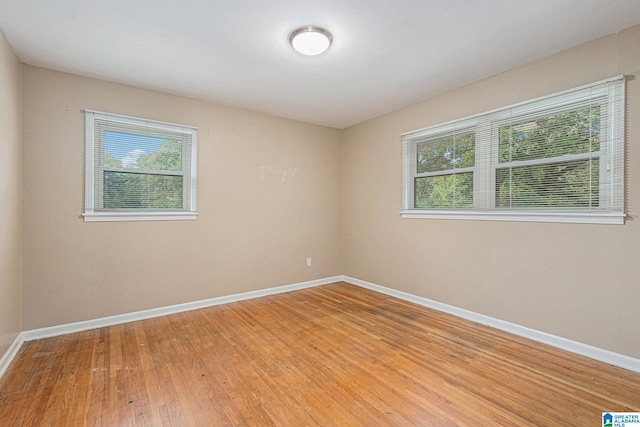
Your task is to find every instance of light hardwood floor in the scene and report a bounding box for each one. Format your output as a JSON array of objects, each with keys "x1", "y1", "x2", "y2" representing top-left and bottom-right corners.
[{"x1": 1, "y1": 282, "x2": 639, "y2": 426}]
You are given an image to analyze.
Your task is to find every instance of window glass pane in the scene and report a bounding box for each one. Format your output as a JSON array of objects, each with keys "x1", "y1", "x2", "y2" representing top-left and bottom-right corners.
[
  {"x1": 104, "y1": 131, "x2": 183, "y2": 172},
  {"x1": 417, "y1": 132, "x2": 475, "y2": 173},
  {"x1": 103, "y1": 171, "x2": 183, "y2": 209},
  {"x1": 415, "y1": 173, "x2": 473, "y2": 208},
  {"x1": 496, "y1": 160, "x2": 599, "y2": 208},
  {"x1": 499, "y1": 106, "x2": 600, "y2": 163}
]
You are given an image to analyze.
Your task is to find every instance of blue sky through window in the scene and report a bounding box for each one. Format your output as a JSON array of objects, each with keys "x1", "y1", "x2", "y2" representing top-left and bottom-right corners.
[{"x1": 104, "y1": 131, "x2": 181, "y2": 168}]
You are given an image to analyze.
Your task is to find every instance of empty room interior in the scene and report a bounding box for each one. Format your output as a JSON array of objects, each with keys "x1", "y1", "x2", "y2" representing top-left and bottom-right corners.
[{"x1": 1, "y1": 1, "x2": 640, "y2": 425}]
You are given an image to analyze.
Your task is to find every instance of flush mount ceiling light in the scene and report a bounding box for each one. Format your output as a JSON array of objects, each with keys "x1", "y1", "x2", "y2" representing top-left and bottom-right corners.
[{"x1": 289, "y1": 26, "x2": 333, "y2": 56}]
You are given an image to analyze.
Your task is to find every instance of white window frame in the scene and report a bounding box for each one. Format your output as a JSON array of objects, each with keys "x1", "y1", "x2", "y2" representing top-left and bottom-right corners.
[
  {"x1": 401, "y1": 76, "x2": 626, "y2": 225},
  {"x1": 84, "y1": 110, "x2": 198, "y2": 222}
]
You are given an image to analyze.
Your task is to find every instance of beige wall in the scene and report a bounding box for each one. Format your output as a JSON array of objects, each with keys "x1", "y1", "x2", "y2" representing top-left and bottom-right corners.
[
  {"x1": 0, "y1": 30, "x2": 22, "y2": 356},
  {"x1": 21, "y1": 66, "x2": 341, "y2": 330},
  {"x1": 341, "y1": 25, "x2": 640, "y2": 359}
]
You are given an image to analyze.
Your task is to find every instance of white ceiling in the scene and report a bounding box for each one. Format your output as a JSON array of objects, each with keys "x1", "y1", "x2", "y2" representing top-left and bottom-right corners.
[{"x1": 1, "y1": 0, "x2": 640, "y2": 129}]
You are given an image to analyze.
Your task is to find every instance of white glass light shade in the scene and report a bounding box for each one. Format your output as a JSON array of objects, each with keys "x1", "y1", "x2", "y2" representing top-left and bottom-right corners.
[{"x1": 289, "y1": 26, "x2": 333, "y2": 56}]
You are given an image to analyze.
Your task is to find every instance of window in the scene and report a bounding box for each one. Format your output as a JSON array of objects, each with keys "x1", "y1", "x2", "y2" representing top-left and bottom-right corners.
[
  {"x1": 84, "y1": 110, "x2": 198, "y2": 221},
  {"x1": 402, "y1": 76, "x2": 625, "y2": 224}
]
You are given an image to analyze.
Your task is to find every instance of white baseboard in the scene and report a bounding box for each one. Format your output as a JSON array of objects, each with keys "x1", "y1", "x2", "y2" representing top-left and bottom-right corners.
[
  {"x1": 20, "y1": 276, "x2": 342, "y2": 342},
  {"x1": 341, "y1": 275, "x2": 640, "y2": 373},
  {"x1": 2, "y1": 277, "x2": 341, "y2": 379},
  {"x1": 0, "y1": 332, "x2": 25, "y2": 379},
  {"x1": 2, "y1": 274, "x2": 638, "y2": 381}
]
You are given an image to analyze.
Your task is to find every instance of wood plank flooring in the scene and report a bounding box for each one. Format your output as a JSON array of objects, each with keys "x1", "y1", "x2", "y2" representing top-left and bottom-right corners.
[{"x1": 1, "y1": 282, "x2": 639, "y2": 426}]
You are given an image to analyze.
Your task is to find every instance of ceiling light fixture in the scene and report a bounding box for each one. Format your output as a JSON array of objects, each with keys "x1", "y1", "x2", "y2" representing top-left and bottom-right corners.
[{"x1": 289, "y1": 26, "x2": 333, "y2": 56}]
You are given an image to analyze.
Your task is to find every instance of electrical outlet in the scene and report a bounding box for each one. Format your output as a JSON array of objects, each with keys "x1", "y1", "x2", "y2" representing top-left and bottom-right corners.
[{"x1": 306, "y1": 258, "x2": 312, "y2": 267}]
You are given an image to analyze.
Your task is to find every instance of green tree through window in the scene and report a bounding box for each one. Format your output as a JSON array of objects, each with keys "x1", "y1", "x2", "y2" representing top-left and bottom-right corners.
[
  {"x1": 497, "y1": 107, "x2": 600, "y2": 208},
  {"x1": 103, "y1": 140, "x2": 183, "y2": 209},
  {"x1": 414, "y1": 132, "x2": 474, "y2": 208}
]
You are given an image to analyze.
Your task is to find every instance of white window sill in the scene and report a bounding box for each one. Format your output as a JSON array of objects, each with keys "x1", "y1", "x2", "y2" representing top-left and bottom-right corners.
[
  {"x1": 400, "y1": 209, "x2": 625, "y2": 225},
  {"x1": 83, "y1": 211, "x2": 198, "y2": 222}
]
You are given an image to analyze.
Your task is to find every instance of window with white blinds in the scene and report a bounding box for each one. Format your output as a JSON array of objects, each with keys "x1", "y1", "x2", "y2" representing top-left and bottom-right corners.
[
  {"x1": 84, "y1": 110, "x2": 198, "y2": 222},
  {"x1": 401, "y1": 76, "x2": 626, "y2": 224}
]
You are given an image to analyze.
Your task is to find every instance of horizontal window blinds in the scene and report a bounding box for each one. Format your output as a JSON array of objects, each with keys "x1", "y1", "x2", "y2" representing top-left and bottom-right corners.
[
  {"x1": 84, "y1": 110, "x2": 198, "y2": 220},
  {"x1": 401, "y1": 75, "x2": 625, "y2": 223}
]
